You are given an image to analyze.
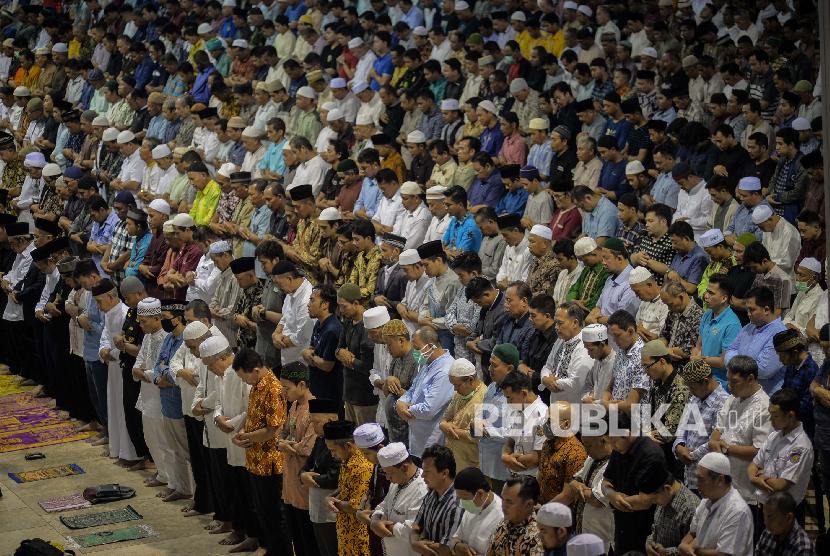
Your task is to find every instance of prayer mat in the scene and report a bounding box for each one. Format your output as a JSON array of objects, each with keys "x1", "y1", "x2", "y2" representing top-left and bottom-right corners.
[
  {"x1": 60, "y1": 505, "x2": 143, "y2": 530},
  {"x1": 0, "y1": 374, "x2": 34, "y2": 396},
  {"x1": 65, "y1": 524, "x2": 157, "y2": 549},
  {"x1": 0, "y1": 392, "x2": 95, "y2": 452},
  {"x1": 8, "y1": 463, "x2": 85, "y2": 484},
  {"x1": 38, "y1": 493, "x2": 92, "y2": 513}
]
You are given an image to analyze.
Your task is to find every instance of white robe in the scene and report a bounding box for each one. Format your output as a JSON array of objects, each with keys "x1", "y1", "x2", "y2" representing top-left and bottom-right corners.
[
  {"x1": 371, "y1": 470, "x2": 429, "y2": 556},
  {"x1": 100, "y1": 301, "x2": 138, "y2": 461}
]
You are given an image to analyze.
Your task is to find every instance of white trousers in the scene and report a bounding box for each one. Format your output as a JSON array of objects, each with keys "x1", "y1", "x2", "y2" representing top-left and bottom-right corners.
[
  {"x1": 106, "y1": 361, "x2": 138, "y2": 461},
  {"x1": 141, "y1": 414, "x2": 170, "y2": 484},
  {"x1": 160, "y1": 416, "x2": 194, "y2": 495}
]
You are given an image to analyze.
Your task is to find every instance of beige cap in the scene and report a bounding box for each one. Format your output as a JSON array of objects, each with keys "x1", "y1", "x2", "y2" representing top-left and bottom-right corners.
[{"x1": 529, "y1": 118, "x2": 549, "y2": 130}]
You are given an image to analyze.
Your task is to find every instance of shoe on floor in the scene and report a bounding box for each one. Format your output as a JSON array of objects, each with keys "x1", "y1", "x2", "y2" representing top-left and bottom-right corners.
[{"x1": 91, "y1": 436, "x2": 109, "y2": 446}]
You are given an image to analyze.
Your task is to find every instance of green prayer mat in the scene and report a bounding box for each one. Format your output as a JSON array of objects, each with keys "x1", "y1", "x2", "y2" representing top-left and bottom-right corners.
[
  {"x1": 65, "y1": 524, "x2": 156, "y2": 548},
  {"x1": 60, "y1": 505, "x2": 143, "y2": 530}
]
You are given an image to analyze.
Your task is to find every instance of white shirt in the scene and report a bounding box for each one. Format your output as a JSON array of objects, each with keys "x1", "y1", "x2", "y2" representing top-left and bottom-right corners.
[
  {"x1": 401, "y1": 274, "x2": 430, "y2": 334},
  {"x1": 191, "y1": 325, "x2": 227, "y2": 444},
  {"x1": 357, "y1": 93, "x2": 385, "y2": 128},
  {"x1": 425, "y1": 213, "x2": 451, "y2": 243},
  {"x1": 157, "y1": 164, "x2": 178, "y2": 196},
  {"x1": 0, "y1": 54, "x2": 11, "y2": 82},
  {"x1": 213, "y1": 366, "x2": 251, "y2": 467},
  {"x1": 552, "y1": 264, "x2": 583, "y2": 305},
  {"x1": 253, "y1": 100, "x2": 278, "y2": 131},
  {"x1": 584, "y1": 351, "x2": 616, "y2": 401},
  {"x1": 636, "y1": 296, "x2": 670, "y2": 337},
  {"x1": 64, "y1": 75, "x2": 86, "y2": 106},
  {"x1": 496, "y1": 237, "x2": 532, "y2": 284},
  {"x1": 24, "y1": 119, "x2": 46, "y2": 144},
  {"x1": 99, "y1": 302, "x2": 129, "y2": 363},
  {"x1": 371, "y1": 470, "x2": 430, "y2": 556},
  {"x1": 540, "y1": 335, "x2": 594, "y2": 402},
  {"x1": 689, "y1": 487, "x2": 754, "y2": 556},
  {"x1": 278, "y1": 279, "x2": 316, "y2": 364},
  {"x1": 2, "y1": 243, "x2": 35, "y2": 322},
  {"x1": 450, "y1": 494, "x2": 504, "y2": 555},
  {"x1": 202, "y1": 130, "x2": 220, "y2": 164},
  {"x1": 783, "y1": 284, "x2": 823, "y2": 333},
  {"x1": 16, "y1": 175, "x2": 43, "y2": 226},
  {"x1": 673, "y1": 180, "x2": 713, "y2": 241},
  {"x1": 506, "y1": 396, "x2": 548, "y2": 475},
  {"x1": 134, "y1": 328, "x2": 168, "y2": 417},
  {"x1": 315, "y1": 126, "x2": 338, "y2": 155},
  {"x1": 762, "y1": 218, "x2": 801, "y2": 278},
  {"x1": 373, "y1": 191, "x2": 406, "y2": 236},
  {"x1": 187, "y1": 254, "x2": 221, "y2": 302},
  {"x1": 117, "y1": 149, "x2": 147, "y2": 185},
  {"x1": 573, "y1": 457, "x2": 614, "y2": 551},
  {"x1": 353, "y1": 51, "x2": 378, "y2": 87},
  {"x1": 396, "y1": 203, "x2": 432, "y2": 250},
  {"x1": 170, "y1": 341, "x2": 201, "y2": 419},
  {"x1": 242, "y1": 145, "x2": 266, "y2": 179},
  {"x1": 751, "y1": 423, "x2": 814, "y2": 503},
  {"x1": 333, "y1": 93, "x2": 360, "y2": 124},
  {"x1": 290, "y1": 155, "x2": 330, "y2": 197},
  {"x1": 36, "y1": 267, "x2": 61, "y2": 313},
  {"x1": 430, "y1": 39, "x2": 452, "y2": 63}
]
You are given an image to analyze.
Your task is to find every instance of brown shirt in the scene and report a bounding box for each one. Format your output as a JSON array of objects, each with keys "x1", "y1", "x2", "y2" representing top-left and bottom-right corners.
[
  {"x1": 281, "y1": 397, "x2": 317, "y2": 509},
  {"x1": 244, "y1": 372, "x2": 287, "y2": 476}
]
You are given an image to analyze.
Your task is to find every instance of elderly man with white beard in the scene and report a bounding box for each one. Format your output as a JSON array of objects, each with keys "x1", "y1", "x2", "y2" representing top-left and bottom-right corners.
[{"x1": 540, "y1": 301, "x2": 593, "y2": 403}]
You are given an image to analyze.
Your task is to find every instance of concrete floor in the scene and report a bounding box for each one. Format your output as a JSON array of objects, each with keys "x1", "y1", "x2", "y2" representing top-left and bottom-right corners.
[{"x1": 0, "y1": 433, "x2": 232, "y2": 555}]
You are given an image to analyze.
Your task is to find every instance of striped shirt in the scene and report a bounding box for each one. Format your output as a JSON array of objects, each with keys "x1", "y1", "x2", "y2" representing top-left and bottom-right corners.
[{"x1": 415, "y1": 485, "x2": 463, "y2": 545}]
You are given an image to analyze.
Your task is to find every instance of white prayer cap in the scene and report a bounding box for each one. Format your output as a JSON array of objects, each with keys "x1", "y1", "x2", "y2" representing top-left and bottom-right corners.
[
  {"x1": 406, "y1": 130, "x2": 426, "y2": 144},
  {"x1": 297, "y1": 86, "x2": 317, "y2": 100},
  {"x1": 625, "y1": 160, "x2": 646, "y2": 175},
  {"x1": 148, "y1": 198, "x2": 171, "y2": 215},
  {"x1": 42, "y1": 163, "x2": 62, "y2": 177},
  {"x1": 137, "y1": 297, "x2": 162, "y2": 317},
  {"x1": 699, "y1": 229, "x2": 724, "y2": 248},
  {"x1": 348, "y1": 37, "x2": 364, "y2": 49},
  {"x1": 449, "y1": 358, "x2": 476, "y2": 378},
  {"x1": 231, "y1": 39, "x2": 249, "y2": 49},
  {"x1": 698, "y1": 452, "x2": 731, "y2": 476},
  {"x1": 510, "y1": 11, "x2": 526, "y2": 21},
  {"x1": 400, "y1": 181, "x2": 422, "y2": 196},
  {"x1": 356, "y1": 112, "x2": 374, "y2": 126},
  {"x1": 13, "y1": 86, "x2": 30, "y2": 97},
  {"x1": 102, "y1": 127, "x2": 119, "y2": 142},
  {"x1": 737, "y1": 176, "x2": 761, "y2": 191},
  {"x1": 566, "y1": 534, "x2": 605, "y2": 556},
  {"x1": 330, "y1": 77, "x2": 347, "y2": 89},
  {"x1": 413, "y1": 26, "x2": 428, "y2": 36},
  {"x1": 509, "y1": 78, "x2": 529, "y2": 95},
  {"x1": 171, "y1": 213, "x2": 196, "y2": 228},
  {"x1": 529, "y1": 224, "x2": 553, "y2": 241},
  {"x1": 581, "y1": 324, "x2": 608, "y2": 343},
  {"x1": 52, "y1": 42, "x2": 68, "y2": 53},
  {"x1": 152, "y1": 144, "x2": 172, "y2": 160},
  {"x1": 799, "y1": 257, "x2": 822, "y2": 274},
  {"x1": 326, "y1": 108, "x2": 344, "y2": 122},
  {"x1": 529, "y1": 118, "x2": 549, "y2": 130},
  {"x1": 209, "y1": 240, "x2": 232, "y2": 255},
  {"x1": 24, "y1": 151, "x2": 46, "y2": 168},
  {"x1": 242, "y1": 126, "x2": 265, "y2": 138},
  {"x1": 399, "y1": 249, "x2": 421, "y2": 265},
  {"x1": 199, "y1": 335, "x2": 230, "y2": 358},
  {"x1": 751, "y1": 204, "x2": 774, "y2": 224},
  {"x1": 183, "y1": 321, "x2": 210, "y2": 341},
  {"x1": 441, "y1": 98, "x2": 460, "y2": 111},
  {"x1": 363, "y1": 306, "x2": 390, "y2": 330},
  {"x1": 92, "y1": 115, "x2": 109, "y2": 126},
  {"x1": 641, "y1": 47, "x2": 658, "y2": 59},
  {"x1": 162, "y1": 221, "x2": 176, "y2": 233},
  {"x1": 564, "y1": 1, "x2": 578, "y2": 9},
  {"x1": 197, "y1": 23, "x2": 213, "y2": 35},
  {"x1": 454, "y1": 0, "x2": 470, "y2": 11},
  {"x1": 377, "y1": 442, "x2": 409, "y2": 467},
  {"x1": 116, "y1": 130, "x2": 136, "y2": 144},
  {"x1": 425, "y1": 185, "x2": 447, "y2": 200},
  {"x1": 218, "y1": 162, "x2": 238, "y2": 178},
  {"x1": 351, "y1": 82, "x2": 369, "y2": 95},
  {"x1": 222, "y1": 0, "x2": 237, "y2": 7},
  {"x1": 477, "y1": 99, "x2": 498, "y2": 114},
  {"x1": 792, "y1": 117, "x2": 811, "y2": 131},
  {"x1": 574, "y1": 237, "x2": 598, "y2": 257},
  {"x1": 353, "y1": 422, "x2": 385, "y2": 448},
  {"x1": 628, "y1": 266, "x2": 652, "y2": 285},
  {"x1": 537, "y1": 502, "x2": 572, "y2": 528},
  {"x1": 319, "y1": 207, "x2": 342, "y2": 221},
  {"x1": 577, "y1": 5, "x2": 593, "y2": 17}
]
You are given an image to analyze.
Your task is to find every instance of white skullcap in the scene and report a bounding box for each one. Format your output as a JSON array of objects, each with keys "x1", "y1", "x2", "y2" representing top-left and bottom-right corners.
[
  {"x1": 102, "y1": 127, "x2": 119, "y2": 142},
  {"x1": 162, "y1": 221, "x2": 176, "y2": 233},
  {"x1": 577, "y1": 5, "x2": 593, "y2": 17},
  {"x1": 625, "y1": 160, "x2": 646, "y2": 175},
  {"x1": 199, "y1": 335, "x2": 230, "y2": 358},
  {"x1": 737, "y1": 176, "x2": 761, "y2": 191},
  {"x1": 377, "y1": 442, "x2": 409, "y2": 467},
  {"x1": 564, "y1": 1, "x2": 578, "y2": 9},
  {"x1": 231, "y1": 38, "x2": 249, "y2": 49},
  {"x1": 13, "y1": 86, "x2": 30, "y2": 97},
  {"x1": 799, "y1": 257, "x2": 822, "y2": 274},
  {"x1": 297, "y1": 86, "x2": 317, "y2": 99},
  {"x1": 326, "y1": 108, "x2": 344, "y2": 122},
  {"x1": 529, "y1": 118, "x2": 549, "y2": 130},
  {"x1": 218, "y1": 162, "x2": 238, "y2": 178},
  {"x1": 209, "y1": 240, "x2": 232, "y2": 255},
  {"x1": 183, "y1": 321, "x2": 210, "y2": 341},
  {"x1": 348, "y1": 37, "x2": 364, "y2": 49},
  {"x1": 425, "y1": 185, "x2": 447, "y2": 200},
  {"x1": 642, "y1": 47, "x2": 659, "y2": 60},
  {"x1": 455, "y1": 0, "x2": 470, "y2": 11},
  {"x1": 574, "y1": 237, "x2": 598, "y2": 257},
  {"x1": 197, "y1": 23, "x2": 212, "y2": 35},
  {"x1": 92, "y1": 115, "x2": 109, "y2": 126},
  {"x1": 509, "y1": 78, "x2": 529, "y2": 94},
  {"x1": 319, "y1": 207, "x2": 342, "y2": 221},
  {"x1": 24, "y1": 152, "x2": 46, "y2": 168},
  {"x1": 399, "y1": 249, "x2": 421, "y2": 265},
  {"x1": 698, "y1": 452, "x2": 731, "y2": 476},
  {"x1": 511, "y1": 11, "x2": 527, "y2": 21},
  {"x1": 406, "y1": 130, "x2": 426, "y2": 144},
  {"x1": 449, "y1": 358, "x2": 476, "y2": 378},
  {"x1": 42, "y1": 163, "x2": 62, "y2": 177},
  {"x1": 351, "y1": 82, "x2": 369, "y2": 95},
  {"x1": 52, "y1": 43, "x2": 68, "y2": 53},
  {"x1": 330, "y1": 77, "x2": 347, "y2": 88},
  {"x1": 148, "y1": 198, "x2": 171, "y2": 215},
  {"x1": 152, "y1": 144, "x2": 172, "y2": 160},
  {"x1": 751, "y1": 204, "x2": 774, "y2": 224},
  {"x1": 699, "y1": 229, "x2": 724, "y2": 248},
  {"x1": 440, "y1": 98, "x2": 460, "y2": 111},
  {"x1": 353, "y1": 422, "x2": 384, "y2": 448},
  {"x1": 537, "y1": 502, "x2": 572, "y2": 527},
  {"x1": 566, "y1": 534, "x2": 605, "y2": 556},
  {"x1": 413, "y1": 26, "x2": 428, "y2": 36},
  {"x1": 529, "y1": 224, "x2": 553, "y2": 241},
  {"x1": 137, "y1": 297, "x2": 162, "y2": 316},
  {"x1": 116, "y1": 130, "x2": 135, "y2": 144},
  {"x1": 478, "y1": 99, "x2": 498, "y2": 114},
  {"x1": 400, "y1": 181, "x2": 422, "y2": 196},
  {"x1": 242, "y1": 126, "x2": 265, "y2": 138},
  {"x1": 791, "y1": 117, "x2": 811, "y2": 131},
  {"x1": 628, "y1": 266, "x2": 652, "y2": 285},
  {"x1": 581, "y1": 324, "x2": 608, "y2": 343},
  {"x1": 356, "y1": 112, "x2": 374, "y2": 126},
  {"x1": 363, "y1": 306, "x2": 390, "y2": 330},
  {"x1": 171, "y1": 213, "x2": 196, "y2": 228}
]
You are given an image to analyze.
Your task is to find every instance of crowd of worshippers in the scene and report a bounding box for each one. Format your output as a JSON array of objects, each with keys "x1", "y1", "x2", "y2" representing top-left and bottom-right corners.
[{"x1": 0, "y1": 0, "x2": 827, "y2": 555}]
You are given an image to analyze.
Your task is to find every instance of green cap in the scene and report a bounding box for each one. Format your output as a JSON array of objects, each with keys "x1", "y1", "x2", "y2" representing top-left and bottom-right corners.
[
  {"x1": 337, "y1": 283, "x2": 362, "y2": 301},
  {"x1": 280, "y1": 361, "x2": 309, "y2": 383},
  {"x1": 735, "y1": 232, "x2": 758, "y2": 246},
  {"x1": 205, "y1": 38, "x2": 224, "y2": 51},
  {"x1": 641, "y1": 340, "x2": 669, "y2": 359},
  {"x1": 492, "y1": 343, "x2": 520, "y2": 366},
  {"x1": 603, "y1": 237, "x2": 627, "y2": 255},
  {"x1": 466, "y1": 33, "x2": 484, "y2": 45}
]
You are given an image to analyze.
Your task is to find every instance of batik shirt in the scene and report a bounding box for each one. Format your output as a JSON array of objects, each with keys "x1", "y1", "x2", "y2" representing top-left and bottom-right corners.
[
  {"x1": 0, "y1": 159, "x2": 25, "y2": 213},
  {"x1": 610, "y1": 338, "x2": 650, "y2": 404},
  {"x1": 349, "y1": 246, "x2": 383, "y2": 299},
  {"x1": 661, "y1": 301, "x2": 704, "y2": 357},
  {"x1": 336, "y1": 451, "x2": 374, "y2": 556},
  {"x1": 528, "y1": 251, "x2": 561, "y2": 296},
  {"x1": 245, "y1": 371, "x2": 287, "y2": 476},
  {"x1": 488, "y1": 516, "x2": 544, "y2": 556},
  {"x1": 234, "y1": 280, "x2": 264, "y2": 349}
]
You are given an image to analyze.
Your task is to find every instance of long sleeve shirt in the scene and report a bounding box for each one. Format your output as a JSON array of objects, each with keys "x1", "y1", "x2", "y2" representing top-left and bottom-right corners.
[
  {"x1": 725, "y1": 318, "x2": 787, "y2": 393},
  {"x1": 214, "y1": 366, "x2": 251, "y2": 467},
  {"x1": 673, "y1": 180, "x2": 714, "y2": 241},
  {"x1": 399, "y1": 352, "x2": 455, "y2": 457},
  {"x1": 153, "y1": 331, "x2": 186, "y2": 419},
  {"x1": 277, "y1": 279, "x2": 315, "y2": 365}
]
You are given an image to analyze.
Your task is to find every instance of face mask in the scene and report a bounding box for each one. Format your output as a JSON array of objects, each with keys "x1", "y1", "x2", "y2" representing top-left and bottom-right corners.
[
  {"x1": 414, "y1": 344, "x2": 435, "y2": 365},
  {"x1": 461, "y1": 495, "x2": 482, "y2": 514},
  {"x1": 161, "y1": 318, "x2": 176, "y2": 333},
  {"x1": 503, "y1": 56, "x2": 514, "y2": 65},
  {"x1": 795, "y1": 281, "x2": 809, "y2": 292}
]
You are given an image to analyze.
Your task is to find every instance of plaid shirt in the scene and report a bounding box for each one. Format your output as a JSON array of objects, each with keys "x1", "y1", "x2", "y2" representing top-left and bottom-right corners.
[
  {"x1": 619, "y1": 222, "x2": 646, "y2": 252},
  {"x1": 646, "y1": 484, "x2": 700, "y2": 553},
  {"x1": 673, "y1": 384, "x2": 729, "y2": 490},
  {"x1": 755, "y1": 522, "x2": 815, "y2": 556},
  {"x1": 106, "y1": 219, "x2": 136, "y2": 288}
]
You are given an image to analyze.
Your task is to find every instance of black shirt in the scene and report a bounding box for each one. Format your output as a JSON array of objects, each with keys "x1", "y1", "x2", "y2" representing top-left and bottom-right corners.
[
  {"x1": 338, "y1": 318, "x2": 378, "y2": 406},
  {"x1": 524, "y1": 325, "x2": 558, "y2": 402},
  {"x1": 754, "y1": 158, "x2": 777, "y2": 190}
]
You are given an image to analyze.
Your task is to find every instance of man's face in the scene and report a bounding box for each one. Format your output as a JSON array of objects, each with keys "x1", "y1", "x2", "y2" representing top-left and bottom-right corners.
[
  {"x1": 746, "y1": 297, "x2": 771, "y2": 326},
  {"x1": 503, "y1": 287, "x2": 526, "y2": 319},
  {"x1": 609, "y1": 323, "x2": 635, "y2": 350}
]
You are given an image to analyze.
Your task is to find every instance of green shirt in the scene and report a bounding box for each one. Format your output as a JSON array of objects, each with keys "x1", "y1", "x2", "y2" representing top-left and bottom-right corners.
[
  {"x1": 189, "y1": 180, "x2": 221, "y2": 225},
  {"x1": 566, "y1": 262, "x2": 608, "y2": 310}
]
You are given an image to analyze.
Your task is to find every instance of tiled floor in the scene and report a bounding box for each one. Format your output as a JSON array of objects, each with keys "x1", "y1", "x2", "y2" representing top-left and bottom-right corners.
[{"x1": 0, "y1": 433, "x2": 229, "y2": 555}]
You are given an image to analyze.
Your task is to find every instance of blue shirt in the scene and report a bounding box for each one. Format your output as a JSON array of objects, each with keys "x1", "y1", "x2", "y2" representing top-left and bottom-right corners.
[
  {"x1": 477, "y1": 382, "x2": 510, "y2": 481},
  {"x1": 601, "y1": 118, "x2": 632, "y2": 150},
  {"x1": 354, "y1": 177, "x2": 383, "y2": 218},
  {"x1": 285, "y1": 0, "x2": 308, "y2": 22},
  {"x1": 726, "y1": 201, "x2": 769, "y2": 241},
  {"x1": 527, "y1": 143, "x2": 554, "y2": 176},
  {"x1": 480, "y1": 124, "x2": 505, "y2": 156},
  {"x1": 651, "y1": 172, "x2": 680, "y2": 209},
  {"x1": 219, "y1": 17, "x2": 237, "y2": 39},
  {"x1": 153, "y1": 331, "x2": 185, "y2": 419},
  {"x1": 468, "y1": 171, "x2": 504, "y2": 208},
  {"x1": 582, "y1": 196, "x2": 620, "y2": 239},
  {"x1": 725, "y1": 318, "x2": 787, "y2": 393},
  {"x1": 671, "y1": 244, "x2": 709, "y2": 284},
  {"x1": 191, "y1": 66, "x2": 215, "y2": 104},
  {"x1": 90, "y1": 210, "x2": 121, "y2": 275},
  {"x1": 652, "y1": 107, "x2": 677, "y2": 125},
  {"x1": 495, "y1": 188, "x2": 528, "y2": 216},
  {"x1": 598, "y1": 159, "x2": 630, "y2": 198},
  {"x1": 146, "y1": 114, "x2": 168, "y2": 141},
  {"x1": 399, "y1": 352, "x2": 455, "y2": 457},
  {"x1": 597, "y1": 264, "x2": 641, "y2": 317},
  {"x1": 699, "y1": 306, "x2": 742, "y2": 387},
  {"x1": 497, "y1": 312, "x2": 535, "y2": 361},
  {"x1": 260, "y1": 138, "x2": 287, "y2": 175},
  {"x1": 126, "y1": 230, "x2": 153, "y2": 278},
  {"x1": 82, "y1": 292, "x2": 105, "y2": 362},
  {"x1": 134, "y1": 56, "x2": 155, "y2": 89},
  {"x1": 443, "y1": 213, "x2": 483, "y2": 253},
  {"x1": 370, "y1": 53, "x2": 393, "y2": 91},
  {"x1": 246, "y1": 205, "x2": 274, "y2": 278}
]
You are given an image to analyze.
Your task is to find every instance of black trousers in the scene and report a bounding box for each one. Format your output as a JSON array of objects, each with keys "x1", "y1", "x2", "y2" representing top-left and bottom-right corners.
[
  {"x1": 285, "y1": 504, "x2": 315, "y2": 556},
  {"x1": 183, "y1": 416, "x2": 213, "y2": 514},
  {"x1": 249, "y1": 473, "x2": 291, "y2": 555},
  {"x1": 312, "y1": 522, "x2": 338, "y2": 556},
  {"x1": 121, "y1": 365, "x2": 148, "y2": 458},
  {"x1": 229, "y1": 465, "x2": 258, "y2": 538},
  {"x1": 207, "y1": 447, "x2": 232, "y2": 522},
  {"x1": 0, "y1": 319, "x2": 22, "y2": 373},
  {"x1": 27, "y1": 318, "x2": 45, "y2": 384},
  {"x1": 68, "y1": 354, "x2": 96, "y2": 422},
  {"x1": 42, "y1": 320, "x2": 69, "y2": 406}
]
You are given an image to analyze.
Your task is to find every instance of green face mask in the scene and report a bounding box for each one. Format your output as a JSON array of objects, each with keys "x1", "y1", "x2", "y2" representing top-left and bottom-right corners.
[
  {"x1": 461, "y1": 496, "x2": 482, "y2": 515},
  {"x1": 413, "y1": 344, "x2": 435, "y2": 365},
  {"x1": 795, "y1": 281, "x2": 809, "y2": 292}
]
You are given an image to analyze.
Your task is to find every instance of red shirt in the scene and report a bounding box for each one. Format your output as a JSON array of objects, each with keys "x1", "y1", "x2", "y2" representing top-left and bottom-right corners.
[{"x1": 549, "y1": 207, "x2": 582, "y2": 241}]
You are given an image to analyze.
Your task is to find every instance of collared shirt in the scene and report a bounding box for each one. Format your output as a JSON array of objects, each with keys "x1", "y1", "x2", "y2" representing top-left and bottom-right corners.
[
  {"x1": 651, "y1": 172, "x2": 680, "y2": 209},
  {"x1": 444, "y1": 285, "x2": 480, "y2": 360},
  {"x1": 396, "y1": 203, "x2": 431, "y2": 250},
  {"x1": 478, "y1": 234, "x2": 506, "y2": 282},
  {"x1": 610, "y1": 338, "x2": 650, "y2": 403},
  {"x1": 727, "y1": 201, "x2": 770, "y2": 241},
  {"x1": 420, "y1": 270, "x2": 462, "y2": 329},
  {"x1": 89, "y1": 210, "x2": 120, "y2": 274},
  {"x1": 277, "y1": 279, "x2": 315, "y2": 365},
  {"x1": 755, "y1": 522, "x2": 816, "y2": 556},
  {"x1": 762, "y1": 218, "x2": 801, "y2": 278},
  {"x1": 646, "y1": 486, "x2": 700, "y2": 554},
  {"x1": 541, "y1": 335, "x2": 593, "y2": 403},
  {"x1": 189, "y1": 180, "x2": 222, "y2": 225},
  {"x1": 582, "y1": 196, "x2": 620, "y2": 239},
  {"x1": 291, "y1": 155, "x2": 330, "y2": 197},
  {"x1": 415, "y1": 484, "x2": 464, "y2": 545},
  {"x1": 187, "y1": 254, "x2": 221, "y2": 302},
  {"x1": 752, "y1": 423, "x2": 814, "y2": 503},
  {"x1": 689, "y1": 487, "x2": 754, "y2": 555},
  {"x1": 699, "y1": 307, "x2": 743, "y2": 386},
  {"x1": 488, "y1": 516, "x2": 544, "y2": 556},
  {"x1": 661, "y1": 301, "x2": 704, "y2": 357},
  {"x1": 479, "y1": 123, "x2": 504, "y2": 157},
  {"x1": 674, "y1": 384, "x2": 730, "y2": 490},
  {"x1": 443, "y1": 213, "x2": 483, "y2": 253},
  {"x1": 245, "y1": 372, "x2": 287, "y2": 476},
  {"x1": 478, "y1": 382, "x2": 510, "y2": 481},
  {"x1": 335, "y1": 450, "x2": 374, "y2": 554},
  {"x1": 634, "y1": 233, "x2": 676, "y2": 285},
  {"x1": 215, "y1": 365, "x2": 252, "y2": 467},
  {"x1": 373, "y1": 191, "x2": 406, "y2": 236},
  {"x1": 553, "y1": 264, "x2": 583, "y2": 306},
  {"x1": 354, "y1": 177, "x2": 382, "y2": 218},
  {"x1": 523, "y1": 191, "x2": 553, "y2": 227},
  {"x1": 496, "y1": 237, "x2": 532, "y2": 284},
  {"x1": 398, "y1": 352, "x2": 455, "y2": 457},
  {"x1": 467, "y1": 170, "x2": 504, "y2": 208},
  {"x1": 597, "y1": 265, "x2": 641, "y2": 317},
  {"x1": 671, "y1": 244, "x2": 710, "y2": 284},
  {"x1": 451, "y1": 493, "x2": 504, "y2": 555},
  {"x1": 528, "y1": 142, "x2": 554, "y2": 177},
  {"x1": 134, "y1": 328, "x2": 168, "y2": 417},
  {"x1": 725, "y1": 318, "x2": 787, "y2": 393},
  {"x1": 152, "y1": 331, "x2": 185, "y2": 419},
  {"x1": 495, "y1": 187, "x2": 528, "y2": 217},
  {"x1": 783, "y1": 284, "x2": 824, "y2": 335},
  {"x1": 371, "y1": 469, "x2": 429, "y2": 555},
  {"x1": 401, "y1": 274, "x2": 431, "y2": 335},
  {"x1": 636, "y1": 296, "x2": 670, "y2": 337},
  {"x1": 538, "y1": 434, "x2": 587, "y2": 503},
  {"x1": 567, "y1": 263, "x2": 608, "y2": 310}
]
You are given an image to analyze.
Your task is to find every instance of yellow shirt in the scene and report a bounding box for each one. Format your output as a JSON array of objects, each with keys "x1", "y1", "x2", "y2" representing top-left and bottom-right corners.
[
  {"x1": 68, "y1": 39, "x2": 82, "y2": 59},
  {"x1": 189, "y1": 180, "x2": 221, "y2": 225},
  {"x1": 336, "y1": 451, "x2": 373, "y2": 556}
]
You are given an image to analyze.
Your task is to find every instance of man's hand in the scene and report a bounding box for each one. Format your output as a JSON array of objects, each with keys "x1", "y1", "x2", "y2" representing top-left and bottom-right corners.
[
  {"x1": 412, "y1": 540, "x2": 440, "y2": 556},
  {"x1": 451, "y1": 324, "x2": 469, "y2": 336},
  {"x1": 675, "y1": 444, "x2": 693, "y2": 465},
  {"x1": 177, "y1": 368, "x2": 199, "y2": 387},
  {"x1": 77, "y1": 314, "x2": 92, "y2": 331},
  {"x1": 396, "y1": 401, "x2": 414, "y2": 420},
  {"x1": 132, "y1": 367, "x2": 147, "y2": 381},
  {"x1": 215, "y1": 415, "x2": 235, "y2": 433},
  {"x1": 192, "y1": 400, "x2": 208, "y2": 416},
  {"x1": 608, "y1": 491, "x2": 634, "y2": 512},
  {"x1": 501, "y1": 453, "x2": 527, "y2": 472},
  {"x1": 385, "y1": 376, "x2": 404, "y2": 396},
  {"x1": 232, "y1": 431, "x2": 253, "y2": 448},
  {"x1": 370, "y1": 517, "x2": 395, "y2": 538},
  {"x1": 300, "y1": 471, "x2": 320, "y2": 488}
]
